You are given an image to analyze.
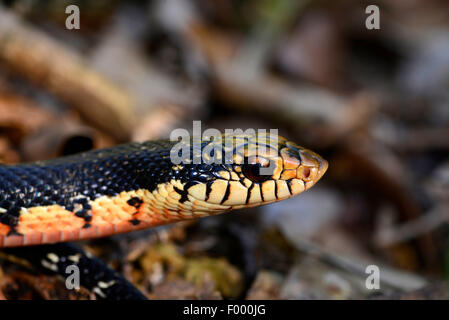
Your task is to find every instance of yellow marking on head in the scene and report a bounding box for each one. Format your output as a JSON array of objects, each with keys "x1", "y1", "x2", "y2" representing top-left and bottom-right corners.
[
  {"x1": 218, "y1": 171, "x2": 230, "y2": 180},
  {"x1": 230, "y1": 172, "x2": 240, "y2": 181},
  {"x1": 188, "y1": 183, "x2": 207, "y2": 201},
  {"x1": 241, "y1": 178, "x2": 252, "y2": 188},
  {"x1": 280, "y1": 169, "x2": 296, "y2": 180},
  {"x1": 271, "y1": 157, "x2": 283, "y2": 180},
  {"x1": 276, "y1": 180, "x2": 291, "y2": 199},
  {"x1": 207, "y1": 179, "x2": 228, "y2": 204},
  {"x1": 247, "y1": 185, "x2": 262, "y2": 204},
  {"x1": 168, "y1": 190, "x2": 181, "y2": 201},
  {"x1": 221, "y1": 181, "x2": 248, "y2": 206},
  {"x1": 290, "y1": 179, "x2": 305, "y2": 194},
  {"x1": 261, "y1": 180, "x2": 276, "y2": 202},
  {"x1": 157, "y1": 184, "x2": 169, "y2": 197}
]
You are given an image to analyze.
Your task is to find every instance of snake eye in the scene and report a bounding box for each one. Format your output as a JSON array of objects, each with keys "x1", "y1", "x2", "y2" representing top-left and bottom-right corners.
[{"x1": 242, "y1": 157, "x2": 273, "y2": 183}]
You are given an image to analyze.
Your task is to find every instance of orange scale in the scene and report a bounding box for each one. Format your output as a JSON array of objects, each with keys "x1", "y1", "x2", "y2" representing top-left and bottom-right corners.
[
  {"x1": 79, "y1": 224, "x2": 99, "y2": 239},
  {"x1": 113, "y1": 198, "x2": 125, "y2": 206},
  {"x1": 145, "y1": 215, "x2": 162, "y2": 226},
  {"x1": 108, "y1": 213, "x2": 122, "y2": 223},
  {"x1": 59, "y1": 229, "x2": 75, "y2": 242},
  {"x1": 105, "y1": 203, "x2": 119, "y2": 213},
  {"x1": 92, "y1": 206, "x2": 107, "y2": 216},
  {"x1": 43, "y1": 229, "x2": 62, "y2": 244},
  {"x1": 27, "y1": 223, "x2": 40, "y2": 233},
  {"x1": 19, "y1": 214, "x2": 36, "y2": 222},
  {"x1": 99, "y1": 212, "x2": 117, "y2": 224},
  {"x1": 48, "y1": 206, "x2": 65, "y2": 215},
  {"x1": 0, "y1": 224, "x2": 9, "y2": 236},
  {"x1": 23, "y1": 232, "x2": 43, "y2": 245},
  {"x1": 91, "y1": 215, "x2": 111, "y2": 225},
  {"x1": 97, "y1": 224, "x2": 114, "y2": 237},
  {"x1": 40, "y1": 212, "x2": 52, "y2": 220},
  {"x1": 140, "y1": 208, "x2": 153, "y2": 218},
  {"x1": 39, "y1": 223, "x2": 51, "y2": 232},
  {"x1": 114, "y1": 221, "x2": 132, "y2": 234},
  {"x1": 105, "y1": 206, "x2": 115, "y2": 216},
  {"x1": 163, "y1": 208, "x2": 177, "y2": 217},
  {"x1": 68, "y1": 217, "x2": 85, "y2": 226},
  {"x1": 135, "y1": 220, "x2": 149, "y2": 229},
  {"x1": 16, "y1": 225, "x2": 31, "y2": 235},
  {"x1": 122, "y1": 205, "x2": 136, "y2": 215},
  {"x1": 179, "y1": 212, "x2": 194, "y2": 220},
  {"x1": 117, "y1": 209, "x2": 133, "y2": 219},
  {"x1": 52, "y1": 221, "x2": 68, "y2": 230},
  {"x1": 25, "y1": 221, "x2": 38, "y2": 229},
  {"x1": 4, "y1": 235, "x2": 25, "y2": 247}
]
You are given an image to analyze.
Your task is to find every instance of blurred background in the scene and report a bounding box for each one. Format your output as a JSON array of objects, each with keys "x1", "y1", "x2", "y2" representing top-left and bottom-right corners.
[{"x1": 0, "y1": 0, "x2": 448, "y2": 299}]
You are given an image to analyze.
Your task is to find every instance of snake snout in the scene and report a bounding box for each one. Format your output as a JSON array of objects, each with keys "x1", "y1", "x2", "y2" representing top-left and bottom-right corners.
[
  {"x1": 315, "y1": 158, "x2": 328, "y2": 183},
  {"x1": 297, "y1": 149, "x2": 328, "y2": 189}
]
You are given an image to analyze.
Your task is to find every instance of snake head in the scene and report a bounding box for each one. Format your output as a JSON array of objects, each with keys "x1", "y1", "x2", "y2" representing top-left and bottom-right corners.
[{"x1": 172, "y1": 133, "x2": 328, "y2": 214}]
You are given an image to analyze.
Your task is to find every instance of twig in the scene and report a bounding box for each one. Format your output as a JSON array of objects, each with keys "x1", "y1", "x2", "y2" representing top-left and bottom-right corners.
[
  {"x1": 0, "y1": 7, "x2": 134, "y2": 141},
  {"x1": 187, "y1": 23, "x2": 376, "y2": 147},
  {"x1": 290, "y1": 237, "x2": 428, "y2": 292},
  {"x1": 335, "y1": 138, "x2": 441, "y2": 271},
  {"x1": 375, "y1": 204, "x2": 449, "y2": 247}
]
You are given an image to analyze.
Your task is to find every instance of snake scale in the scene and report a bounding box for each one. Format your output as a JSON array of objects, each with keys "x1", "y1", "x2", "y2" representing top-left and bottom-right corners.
[{"x1": 0, "y1": 133, "x2": 327, "y2": 299}]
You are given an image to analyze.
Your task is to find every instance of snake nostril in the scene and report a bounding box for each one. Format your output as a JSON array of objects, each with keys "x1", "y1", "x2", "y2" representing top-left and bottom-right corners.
[{"x1": 303, "y1": 167, "x2": 311, "y2": 179}]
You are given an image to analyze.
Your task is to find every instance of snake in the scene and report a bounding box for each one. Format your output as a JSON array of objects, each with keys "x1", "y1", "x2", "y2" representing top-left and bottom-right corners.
[{"x1": 0, "y1": 132, "x2": 328, "y2": 299}]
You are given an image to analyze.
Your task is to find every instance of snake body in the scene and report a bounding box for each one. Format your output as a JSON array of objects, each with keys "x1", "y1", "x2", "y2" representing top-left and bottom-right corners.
[
  {"x1": 0, "y1": 133, "x2": 327, "y2": 248},
  {"x1": 4, "y1": 243, "x2": 147, "y2": 299},
  {"x1": 0, "y1": 133, "x2": 327, "y2": 299}
]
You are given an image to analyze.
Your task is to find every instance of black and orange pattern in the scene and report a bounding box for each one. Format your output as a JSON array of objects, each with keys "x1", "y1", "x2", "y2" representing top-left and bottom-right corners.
[{"x1": 0, "y1": 133, "x2": 328, "y2": 247}]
